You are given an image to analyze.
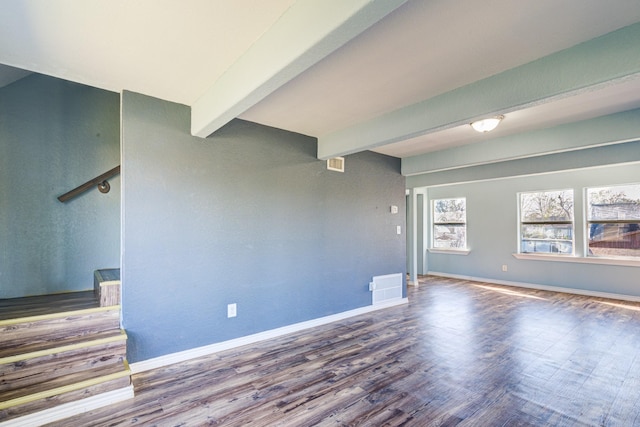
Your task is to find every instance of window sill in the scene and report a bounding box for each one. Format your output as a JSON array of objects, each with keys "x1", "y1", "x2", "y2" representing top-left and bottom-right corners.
[
  {"x1": 428, "y1": 249, "x2": 470, "y2": 255},
  {"x1": 512, "y1": 253, "x2": 640, "y2": 267}
]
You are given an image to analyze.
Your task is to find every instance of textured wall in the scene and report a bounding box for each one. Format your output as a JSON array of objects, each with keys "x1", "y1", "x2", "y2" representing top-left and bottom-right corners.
[
  {"x1": 0, "y1": 74, "x2": 120, "y2": 298},
  {"x1": 121, "y1": 91, "x2": 406, "y2": 363}
]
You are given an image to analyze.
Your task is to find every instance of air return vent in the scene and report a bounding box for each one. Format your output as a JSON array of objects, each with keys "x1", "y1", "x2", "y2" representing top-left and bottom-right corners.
[
  {"x1": 369, "y1": 273, "x2": 403, "y2": 305},
  {"x1": 327, "y1": 157, "x2": 345, "y2": 172}
]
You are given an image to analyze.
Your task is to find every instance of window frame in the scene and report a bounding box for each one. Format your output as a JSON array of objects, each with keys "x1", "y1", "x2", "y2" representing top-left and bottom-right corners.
[
  {"x1": 584, "y1": 183, "x2": 640, "y2": 260},
  {"x1": 517, "y1": 188, "x2": 575, "y2": 256},
  {"x1": 430, "y1": 197, "x2": 468, "y2": 253}
]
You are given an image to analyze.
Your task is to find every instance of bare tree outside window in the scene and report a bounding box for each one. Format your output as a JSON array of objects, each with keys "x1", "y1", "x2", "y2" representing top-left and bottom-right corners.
[
  {"x1": 519, "y1": 190, "x2": 574, "y2": 254},
  {"x1": 432, "y1": 198, "x2": 466, "y2": 249}
]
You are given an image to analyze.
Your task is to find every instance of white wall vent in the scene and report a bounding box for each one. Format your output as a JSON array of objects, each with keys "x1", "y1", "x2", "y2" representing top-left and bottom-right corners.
[
  {"x1": 327, "y1": 157, "x2": 345, "y2": 172},
  {"x1": 369, "y1": 273, "x2": 403, "y2": 305}
]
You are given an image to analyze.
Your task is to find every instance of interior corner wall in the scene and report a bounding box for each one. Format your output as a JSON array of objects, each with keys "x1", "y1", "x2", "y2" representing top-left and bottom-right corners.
[
  {"x1": 0, "y1": 74, "x2": 121, "y2": 298},
  {"x1": 120, "y1": 91, "x2": 406, "y2": 363},
  {"x1": 424, "y1": 159, "x2": 640, "y2": 298}
]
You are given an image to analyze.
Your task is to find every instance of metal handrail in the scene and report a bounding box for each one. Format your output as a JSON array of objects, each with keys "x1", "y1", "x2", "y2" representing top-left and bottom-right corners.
[{"x1": 57, "y1": 165, "x2": 120, "y2": 203}]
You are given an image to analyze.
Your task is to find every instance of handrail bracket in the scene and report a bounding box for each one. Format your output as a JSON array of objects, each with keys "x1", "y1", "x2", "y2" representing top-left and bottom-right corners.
[{"x1": 58, "y1": 166, "x2": 120, "y2": 203}]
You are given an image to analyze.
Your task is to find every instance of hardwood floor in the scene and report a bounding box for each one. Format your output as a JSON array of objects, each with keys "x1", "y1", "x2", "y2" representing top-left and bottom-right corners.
[
  {"x1": 0, "y1": 291, "x2": 98, "y2": 321},
  {"x1": 47, "y1": 276, "x2": 640, "y2": 426}
]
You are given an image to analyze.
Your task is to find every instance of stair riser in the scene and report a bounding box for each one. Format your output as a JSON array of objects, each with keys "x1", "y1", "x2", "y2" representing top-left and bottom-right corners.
[
  {"x1": 0, "y1": 341, "x2": 126, "y2": 392},
  {"x1": 0, "y1": 375, "x2": 131, "y2": 421},
  {"x1": 0, "y1": 292, "x2": 131, "y2": 423},
  {"x1": 0, "y1": 310, "x2": 120, "y2": 349}
]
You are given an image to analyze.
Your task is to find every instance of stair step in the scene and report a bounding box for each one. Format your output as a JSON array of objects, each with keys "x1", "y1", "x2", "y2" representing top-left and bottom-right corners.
[
  {"x1": 0, "y1": 362, "x2": 131, "y2": 422},
  {"x1": 0, "y1": 306, "x2": 120, "y2": 350},
  {"x1": 0, "y1": 331, "x2": 127, "y2": 392},
  {"x1": 0, "y1": 291, "x2": 98, "y2": 321},
  {"x1": 0, "y1": 286, "x2": 132, "y2": 423},
  {"x1": 0, "y1": 361, "x2": 131, "y2": 412},
  {"x1": 0, "y1": 329, "x2": 126, "y2": 361},
  {"x1": 0, "y1": 386, "x2": 134, "y2": 427}
]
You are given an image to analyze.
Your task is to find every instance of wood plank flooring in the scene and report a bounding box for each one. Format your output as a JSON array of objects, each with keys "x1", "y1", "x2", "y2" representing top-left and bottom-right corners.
[
  {"x1": 0, "y1": 291, "x2": 98, "y2": 321},
  {"x1": 47, "y1": 276, "x2": 640, "y2": 426}
]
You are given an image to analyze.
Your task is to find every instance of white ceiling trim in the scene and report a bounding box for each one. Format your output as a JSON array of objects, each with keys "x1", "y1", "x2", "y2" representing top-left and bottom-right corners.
[{"x1": 190, "y1": 0, "x2": 408, "y2": 138}]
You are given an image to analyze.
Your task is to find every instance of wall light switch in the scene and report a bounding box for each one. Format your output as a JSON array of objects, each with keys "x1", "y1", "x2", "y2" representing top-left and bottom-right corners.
[
  {"x1": 396, "y1": 226, "x2": 402, "y2": 235},
  {"x1": 390, "y1": 205, "x2": 399, "y2": 214},
  {"x1": 227, "y1": 303, "x2": 237, "y2": 318}
]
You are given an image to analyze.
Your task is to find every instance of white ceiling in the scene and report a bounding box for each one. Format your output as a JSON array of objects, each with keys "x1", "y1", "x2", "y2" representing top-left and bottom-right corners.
[
  {"x1": 0, "y1": 0, "x2": 297, "y2": 103},
  {"x1": 373, "y1": 76, "x2": 640, "y2": 158},
  {"x1": 240, "y1": 0, "x2": 640, "y2": 138},
  {"x1": 1, "y1": 0, "x2": 640, "y2": 159}
]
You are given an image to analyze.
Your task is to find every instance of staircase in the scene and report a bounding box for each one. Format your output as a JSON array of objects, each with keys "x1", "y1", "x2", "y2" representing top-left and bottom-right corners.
[{"x1": 0, "y1": 270, "x2": 132, "y2": 426}]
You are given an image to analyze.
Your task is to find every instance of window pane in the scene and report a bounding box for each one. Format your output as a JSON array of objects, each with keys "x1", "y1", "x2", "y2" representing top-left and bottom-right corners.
[
  {"x1": 521, "y1": 224, "x2": 573, "y2": 240},
  {"x1": 433, "y1": 224, "x2": 466, "y2": 249},
  {"x1": 588, "y1": 222, "x2": 640, "y2": 258},
  {"x1": 520, "y1": 190, "x2": 573, "y2": 222},
  {"x1": 587, "y1": 184, "x2": 640, "y2": 221},
  {"x1": 433, "y1": 198, "x2": 466, "y2": 223},
  {"x1": 520, "y1": 224, "x2": 573, "y2": 254},
  {"x1": 432, "y1": 197, "x2": 467, "y2": 250}
]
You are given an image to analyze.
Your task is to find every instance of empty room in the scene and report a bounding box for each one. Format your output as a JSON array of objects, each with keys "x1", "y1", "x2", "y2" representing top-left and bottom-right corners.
[{"x1": 1, "y1": 1, "x2": 640, "y2": 425}]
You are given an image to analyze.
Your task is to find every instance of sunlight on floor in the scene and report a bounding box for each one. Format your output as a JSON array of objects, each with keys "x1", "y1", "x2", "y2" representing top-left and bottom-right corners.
[
  {"x1": 596, "y1": 300, "x2": 640, "y2": 311},
  {"x1": 473, "y1": 284, "x2": 548, "y2": 300}
]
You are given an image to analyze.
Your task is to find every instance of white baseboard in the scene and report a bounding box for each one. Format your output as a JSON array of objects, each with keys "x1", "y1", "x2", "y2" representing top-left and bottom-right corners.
[
  {"x1": 0, "y1": 385, "x2": 134, "y2": 427},
  {"x1": 428, "y1": 271, "x2": 640, "y2": 302},
  {"x1": 131, "y1": 298, "x2": 408, "y2": 374}
]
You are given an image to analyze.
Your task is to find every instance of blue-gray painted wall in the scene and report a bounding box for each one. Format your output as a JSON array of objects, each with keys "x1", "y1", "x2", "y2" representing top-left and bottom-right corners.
[
  {"x1": 0, "y1": 74, "x2": 120, "y2": 298},
  {"x1": 424, "y1": 157, "x2": 640, "y2": 298},
  {"x1": 121, "y1": 92, "x2": 406, "y2": 363}
]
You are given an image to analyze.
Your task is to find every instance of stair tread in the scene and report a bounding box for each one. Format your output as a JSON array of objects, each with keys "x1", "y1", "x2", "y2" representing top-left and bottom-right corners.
[
  {"x1": 0, "y1": 287, "x2": 132, "y2": 422},
  {"x1": 0, "y1": 304, "x2": 119, "y2": 327},
  {"x1": 0, "y1": 329, "x2": 126, "y2": 361},
  {"x1": 0, "y1": 308, "x2": 121, "y2": 353},
  {"x1": 0, "y1": 374, "x2": 132, "y2": 422},
  {"x1": 0, "y1": 291, "x2": 98, "y2": 321},
  {"x1": 0, "y1": 360, "x2": 130, "y2": 404}
]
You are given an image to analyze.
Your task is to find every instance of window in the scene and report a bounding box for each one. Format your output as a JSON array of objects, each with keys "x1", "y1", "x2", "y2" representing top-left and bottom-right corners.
[
  {"x1": 432, "y1": 198, "x2": 466, "y2": 250},
  {"x1": 519, "y1": 189, "x2": 574, "y2": 255},
  {"x1": 586, "y1": 183, "x2": 640, "y2": 259}
]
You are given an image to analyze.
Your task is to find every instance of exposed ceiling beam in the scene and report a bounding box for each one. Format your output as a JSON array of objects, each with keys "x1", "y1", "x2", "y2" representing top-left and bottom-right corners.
[
  {"x1": 406, "y1": 138, "x2": 640, "y2": 189},
  {"x1": 317, "y1": 22, "x2": 640, "y2": 160},
  {"x1": 404, "y1": 108, "x2": 640, "y2": 178},
  {"x1": 190, "y1": 0, "x2": 408, "y2": 138}
]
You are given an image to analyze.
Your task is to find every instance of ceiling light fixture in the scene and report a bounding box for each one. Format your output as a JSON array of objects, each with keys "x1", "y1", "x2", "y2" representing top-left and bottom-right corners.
[{"x1": 470, "y1": 115, "x2": 504, "y2": 133}]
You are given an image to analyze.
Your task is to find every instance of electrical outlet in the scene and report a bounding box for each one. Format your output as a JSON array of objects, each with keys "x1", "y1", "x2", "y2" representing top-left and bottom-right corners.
[
  {"x1": 502, "y1": 265, "x2": 508, "y2": 272},
  {"x1": 227, "y1": 303, "x2": 237, "y2": 318}
]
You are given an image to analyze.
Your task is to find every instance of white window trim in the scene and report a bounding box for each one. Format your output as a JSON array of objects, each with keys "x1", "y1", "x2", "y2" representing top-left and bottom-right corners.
[
  {"x1": 431, "y1": 197, "x2": 467, "y2": 252},
  {"x1": 428, "y1": 248, "x2": 470, "y2": 255},
  {"x1": 517, "y1": 188, "x2": 575, "y2": 257},
  {"x1": 512, "y1": 253, "x2": 640, "y2": 267},
  {"x1": 583, "y1": 183, "x2": 640, "y2": 262}
]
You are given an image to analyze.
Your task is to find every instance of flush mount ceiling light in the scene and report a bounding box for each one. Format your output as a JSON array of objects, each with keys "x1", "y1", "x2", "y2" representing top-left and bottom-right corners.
[{"x1": 470, "y1": 115, "x2": 504, "y2": 133}]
